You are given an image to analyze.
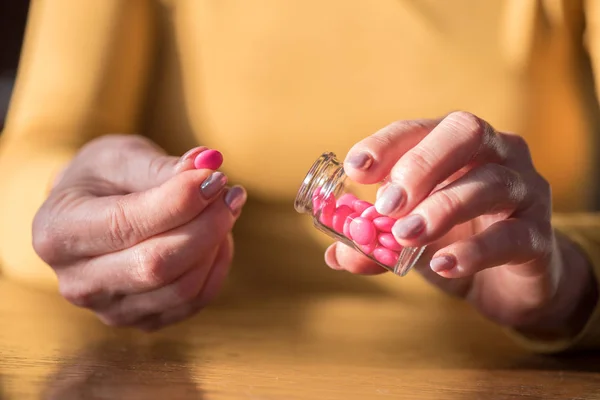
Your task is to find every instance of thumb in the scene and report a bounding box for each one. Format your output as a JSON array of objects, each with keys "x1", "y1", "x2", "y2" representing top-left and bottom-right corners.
[
  {"x1": 113, "y1": 142, "x2": 210, "y2": 193},
  {"x1": 80, "y1": 135, "x2": 221, "y2": 193},
  {"x1": 123, "y1": 146, "x2": 225, "y2": 192}
]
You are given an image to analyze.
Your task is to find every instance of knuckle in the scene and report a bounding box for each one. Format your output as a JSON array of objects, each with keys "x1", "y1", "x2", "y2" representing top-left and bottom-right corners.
[
  {"x1": 31, "y1": 209, "x2": 61, "y2": 265},
  {"x1": 97, "y1": 311, "x2": 128, "y2": 328},
  {"x1": 446, "y1": 111, "x2": 490, "y2": 143},
  {"x1": 396, "y1": 147, "x2": 436, "y2": 180},
  {"x1": 172, "y1": 279, "x2": 200, "y2": 304},
  {"x1": 484, "y1": 164, "x2": 523, "y2": 201},
  {"x1": 510, "y1": 220, "x2": 552, "y2": 262},
  {"x1": 431, "y1": 188, "x2": 462, "y2": 218},
  {"x1": 508, "y1": 134, "x2": 530, "y2": 152},
  {"x1": 106, "y1": 198, "x2": 141, "y2": 249},
  {"x1": 134, "y1": 246, "x2": 171, "y2": 288},
  {"x1": 369, "y1": 128, "x2": 397, "y2": 149},
  {"x1": 533, "y1": 174, "x2": 552, "y2": 198},
  {"x1": 58, "y1": 281, "x2": 96, "y2": 308},
  {"x1": 505, "y1": 133, "x2": 531, "y2": 156}
]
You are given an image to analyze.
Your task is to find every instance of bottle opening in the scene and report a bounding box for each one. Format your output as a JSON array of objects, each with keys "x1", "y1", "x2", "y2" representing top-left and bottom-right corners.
[{"x1": 294, "y1": 152, "x2": 345, "y2": 214}]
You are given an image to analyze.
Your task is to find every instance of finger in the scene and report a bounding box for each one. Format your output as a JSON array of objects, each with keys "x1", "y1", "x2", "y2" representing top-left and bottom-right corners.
[
  {"x1": 428, "y1": 217, "x2": 552, "y2": 279},
  {"x1": 343, "y1": 119, "x2": 439, "y2": 183},
  {"x1": 390, "y1": 164, "x2": 530, "y2": 246},
  {"x1": 58, "y1": 187, "x2": 246, "y2": 305},
  {"x1": 39, "y1": 169, "x2": 230, "y2": 261},
  {"x1": 97, "y1": 235, "x2": 232, "y2": 327},
  {"x1": 374, "y1": 112, "x2": 511, "y2": 217},
  {"x1": 325, "y1": 242, "x2": 387, "y2": 275},
  {"x1": 96, "y1": 249, "x2": 218, "y2": 327},
  {"x1": 134, "y1": 234, "x2": 234, "y2": 331},
  {"x1": 70, "y1": 135, "x2": 213, "y2": 192}
]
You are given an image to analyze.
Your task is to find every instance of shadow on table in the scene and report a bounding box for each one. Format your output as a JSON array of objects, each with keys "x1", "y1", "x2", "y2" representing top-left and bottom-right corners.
[{"x1": 40, "y1": 338, "x2": 203, "y2": 400}]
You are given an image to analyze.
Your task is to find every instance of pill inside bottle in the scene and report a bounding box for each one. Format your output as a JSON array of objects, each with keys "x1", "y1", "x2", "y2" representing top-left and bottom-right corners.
[{"x1": 295, "y1": 152, "x2": 425, "y2": 276}]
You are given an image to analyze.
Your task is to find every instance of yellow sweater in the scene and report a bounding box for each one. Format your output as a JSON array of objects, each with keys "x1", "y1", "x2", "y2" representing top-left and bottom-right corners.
[{"x1": 2, "y1": 0, "x2": 600, "y2": 352}]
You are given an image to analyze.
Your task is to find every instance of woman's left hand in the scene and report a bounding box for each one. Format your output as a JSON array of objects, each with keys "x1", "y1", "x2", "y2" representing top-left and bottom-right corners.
[{"x1": 329, "y1": 111, "x2": 597, "y2": 337}]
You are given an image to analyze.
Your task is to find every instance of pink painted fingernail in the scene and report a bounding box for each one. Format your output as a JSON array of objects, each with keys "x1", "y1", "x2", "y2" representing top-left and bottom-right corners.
[
  {"x1": 346, "y1": 152, "x2": 373, "y2": 170},
  {"x1": 200, "y1": 172, "x2": 227, "y2": 198},
  {"x1": 392, "y1": 214, "x2": 425, "y2": 239},
  {"x1": 375, "y1": 184, "x2": 405, "y2": 215},
  {"x1": 430, "y1": 255, "x2": 456, "y2": 273},
  {"x1": 194, "y1": 149, "x2": 223, "y2": 170},
  {"x1": 224, "y1": 185, "x2": 247, "y2": 214}
]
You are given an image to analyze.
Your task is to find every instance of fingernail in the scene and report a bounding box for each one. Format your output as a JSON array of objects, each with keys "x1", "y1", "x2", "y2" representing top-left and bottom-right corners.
[
  {"x1": 177, "y1": 147, "x2": 207, "y2": 167},
  {"x1": 346, "y1": 152, "x2": 373, "y2": 170},
  {"x1": 392, "y1": 214, "x2": 425, "y2": 239},
  {"x1": 375, "y1": 184, "x2": 405, "y2": 215},
  {"x1": 200, "y1": 172, "x2": 227, "y2": 198},
  {"x1": 225, "y1": 185, "x2": 247, "y2": 214},
  {"x1": 194, "y1": 149, "x2": 223, "y2": 170},
  {"x1": 430, "y1": 255, "x2": 456, "y2": 274}
]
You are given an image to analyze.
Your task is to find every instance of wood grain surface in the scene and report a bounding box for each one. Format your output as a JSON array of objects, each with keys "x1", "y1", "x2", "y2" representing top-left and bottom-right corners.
[{"x1": 1, "y1": 274, "x2": 599, "y2": 400}]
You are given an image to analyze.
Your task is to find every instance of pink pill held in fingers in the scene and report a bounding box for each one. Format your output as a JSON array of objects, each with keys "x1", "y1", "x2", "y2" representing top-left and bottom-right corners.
[
  {"x1": 332, "y1": 205, "x2": 353, "y2": 233},
  {"x1": 194, "y1": 149, "x2": 223, "y2": 170},
  {"x1": 373, "y1": 247, "x2": 399, "y2": 267},
  {"x1": 377, "y1": 232, "x2": 403, "y2": 251},
  {"x1": 361, "y1": 205, "x2": 382, "y2": 220},
  {"x1": 373, "y1": 216, "x2": 396, "y2": 232},
  {"x1": 353, "y1": 200, "x2": 372, "y2": 214},
  {"x1": 337, "y1": 193, "x2": 358, "y2": 208},
  {"x1": 349, "y1": 217, "x2": 377, "y2": 245},
  {"x1": 343, "y1": 212, "x2": 359, "y2": 239}
]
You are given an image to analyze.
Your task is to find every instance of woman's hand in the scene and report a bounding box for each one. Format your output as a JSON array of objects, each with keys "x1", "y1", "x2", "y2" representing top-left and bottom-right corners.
[
  {"x1": 32, "y1": 135, "x2": 247, "y2": 331},
  {"x1": 329, "y1": 111, "x2": 597, "y2": 337}
]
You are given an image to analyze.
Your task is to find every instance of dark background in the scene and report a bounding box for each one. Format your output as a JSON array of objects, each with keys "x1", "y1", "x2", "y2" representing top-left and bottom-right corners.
[{"x1": 0, "y1": 0, "x2": 30, "y2": 131}]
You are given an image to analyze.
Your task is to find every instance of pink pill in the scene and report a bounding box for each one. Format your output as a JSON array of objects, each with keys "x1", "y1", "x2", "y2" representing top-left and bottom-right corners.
[
  {"x1": 332, "y1": 205, "x2": 353, "y2": 233},
  {"x1": 349, "y1": 217, "x2": 377, "y2": 245},
  {"x1": 343, "y1": 212, "x2": 359, "y2": 239},
  {"x1": 377, "y1": 232, "x2": 403, "y2": 252},
  {"x1": 194, "y1": 149, "x2": 223, "y2": 170},
  {"x1": 337, "y1": 193, "x2": 358, "y2": 208},
  {"x1": 373, "y1": 247, "x2": 400, "y2": 267},
  {"x1": 318, "y1": 196, "x2": 336, "y2": 227},
  {"x1": 373, "y1": 216, "x2": 396, "y2": 232},
  {"x1": 312, "y1": 197, "x2": 322, "y2": 214},
  {"x1": 361, "y1": 205, "x2": 382, "y2": 220},
  {"x1": 312, "y1": 186, "x2": 323, "y2": 199},
  {"x1": 358, "y1": 242, "x2": 377, "y2": 255},
  {"x1": 353, "y1": 200, "x2": 372, "y2": 214}
]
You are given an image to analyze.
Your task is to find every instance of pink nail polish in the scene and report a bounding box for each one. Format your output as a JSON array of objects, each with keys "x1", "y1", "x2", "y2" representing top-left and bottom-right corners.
[
  {"x1": 224, "y1": 186, "x2": 247, "y2": 215},
  {"x1": 430, "y1": 255, "x2": 456, "y2": 274},
  {"x1": 194, "y1": 149, "x2": 223, "y2": 170}
]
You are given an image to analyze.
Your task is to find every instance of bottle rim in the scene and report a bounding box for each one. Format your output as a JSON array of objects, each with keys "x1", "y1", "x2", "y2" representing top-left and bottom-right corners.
[{"x1": 294, "y1": 152, "x2": 345, "y2": 214}]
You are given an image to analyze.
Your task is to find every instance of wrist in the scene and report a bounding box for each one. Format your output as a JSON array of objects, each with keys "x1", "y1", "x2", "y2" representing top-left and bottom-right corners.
[{"x1": 516, "y1": 231, "x2": 598, "y2": 340}]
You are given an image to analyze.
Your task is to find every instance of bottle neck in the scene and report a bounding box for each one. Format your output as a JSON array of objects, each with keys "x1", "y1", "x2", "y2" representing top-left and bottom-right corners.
[{"x1": 295, "y1": 152, "x2": 346, "y2": 214}]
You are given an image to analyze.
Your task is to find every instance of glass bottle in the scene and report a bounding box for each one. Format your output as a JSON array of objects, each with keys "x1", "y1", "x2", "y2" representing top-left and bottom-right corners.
[{"x1": 295, "y1": 152, "x2": 426, "y2": 276}]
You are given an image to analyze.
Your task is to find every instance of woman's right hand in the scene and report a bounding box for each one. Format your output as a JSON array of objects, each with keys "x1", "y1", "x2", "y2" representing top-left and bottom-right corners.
[{"x1": 32, "y1": 135, "x2": 247, "y2": 331}]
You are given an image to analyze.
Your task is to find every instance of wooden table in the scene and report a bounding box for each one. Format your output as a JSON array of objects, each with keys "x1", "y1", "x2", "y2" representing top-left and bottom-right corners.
[{"x1": 1, "y1": 273, "x2": 600, "y2": 400}]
